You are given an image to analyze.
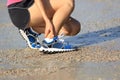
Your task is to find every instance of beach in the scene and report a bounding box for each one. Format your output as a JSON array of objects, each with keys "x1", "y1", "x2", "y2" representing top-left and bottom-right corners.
[{"x1": 0, "y1": 0, "x2": 120, "y2": 80}]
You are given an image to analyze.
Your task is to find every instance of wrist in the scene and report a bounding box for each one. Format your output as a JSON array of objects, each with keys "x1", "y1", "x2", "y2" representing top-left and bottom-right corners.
[{"x1": 44, "y1": 18, "x2": 50, "y2": 23}]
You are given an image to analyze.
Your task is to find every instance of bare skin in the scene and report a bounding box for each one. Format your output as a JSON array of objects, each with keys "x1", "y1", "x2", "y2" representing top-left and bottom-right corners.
[{"x1": 28, "y1": 0, "x2": 81, "y2": 39}]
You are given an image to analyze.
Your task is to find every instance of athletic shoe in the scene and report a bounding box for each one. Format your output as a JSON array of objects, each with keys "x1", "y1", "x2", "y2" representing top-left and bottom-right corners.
[
  {"x1": 39, "y1": 36, "x2": 77, "y2": 53},
  {"x1": 19, "y1": 28, "x2": 41, "y2": 49}
]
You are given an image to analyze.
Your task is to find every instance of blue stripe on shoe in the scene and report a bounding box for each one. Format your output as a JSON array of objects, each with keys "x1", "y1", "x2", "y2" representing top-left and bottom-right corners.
[
  {"x1": 31, "y1": 42, "x2": 41, "y2": 48},
  {"x1": 28, "y1": 35, "x2": 36, "y2": 43},
  {"x1": 19, "y1": 28, "x2": 41, "y2": 49},
  {"x1": 41, "y1": 36, "x2": 75, "y2": 53}
]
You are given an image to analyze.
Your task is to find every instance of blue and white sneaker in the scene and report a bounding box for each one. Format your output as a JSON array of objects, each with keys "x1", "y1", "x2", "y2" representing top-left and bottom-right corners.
[
  {"x1": 39, "y1": 36, "x2": 76, "y2": 53},
  {"x1": 19, "y1": 28, "x2": 41, "y2": 49}
]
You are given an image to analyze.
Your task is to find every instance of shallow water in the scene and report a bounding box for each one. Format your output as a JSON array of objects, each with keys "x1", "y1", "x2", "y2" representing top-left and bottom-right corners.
[{"x1": 0, "y1": 60, "x2": 120, "y2": 80}]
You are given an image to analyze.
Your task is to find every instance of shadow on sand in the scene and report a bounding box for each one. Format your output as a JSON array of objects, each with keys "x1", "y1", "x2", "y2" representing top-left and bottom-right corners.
[{"x1": 66, "y1": 26, "x2": 120, "y2": 47}]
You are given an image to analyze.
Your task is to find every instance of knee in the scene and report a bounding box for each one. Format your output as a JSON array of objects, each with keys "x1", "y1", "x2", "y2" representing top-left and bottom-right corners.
[
  {"x1": 77, "y1": 21, "x2": 81, "y2": 34},
  {"x1": 60, "y1": 21, "x2": 81, "y2": 36},
  {"x1": 64, "y1": 18, "x2": 81, "y2": 36},
  {"x1": 65, "y1": 0, "x2": 75, "y2": 11},
  {"x1": 72, "y1": 21, "x2": 81, "y2": 36}
]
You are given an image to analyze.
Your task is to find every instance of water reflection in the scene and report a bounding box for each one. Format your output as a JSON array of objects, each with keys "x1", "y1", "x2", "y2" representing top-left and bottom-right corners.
[{"x1": 74, "y1": 62, "x2": 120, "y2": 80}]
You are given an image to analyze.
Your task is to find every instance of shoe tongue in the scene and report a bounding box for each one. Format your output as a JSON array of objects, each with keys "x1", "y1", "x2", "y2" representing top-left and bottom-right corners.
[
  {"x1": 44, "y1": 38, "x2": 54, "y2": 43},
  {"x1": 44, "y1": 36, "x2": 58, "y2": 43}
]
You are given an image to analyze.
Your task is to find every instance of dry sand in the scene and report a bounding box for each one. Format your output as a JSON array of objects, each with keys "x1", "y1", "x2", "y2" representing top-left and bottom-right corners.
[{"x1": 0, "y1": 0, "x2": 120, "y2": 80}]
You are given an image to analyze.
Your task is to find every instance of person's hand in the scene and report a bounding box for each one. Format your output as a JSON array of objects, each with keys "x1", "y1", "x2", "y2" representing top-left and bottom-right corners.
[{"x1": 45, "y1": 20, "x2": 55, "y2": 38}]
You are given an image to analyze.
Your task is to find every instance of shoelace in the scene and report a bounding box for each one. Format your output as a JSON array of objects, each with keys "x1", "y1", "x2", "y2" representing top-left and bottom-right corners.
[
  {"x1": 57, "y1": 34, "x2": 73, "y2": 49},
  {"x1": 57, "y1": 33, "x2": 65, "y2": 43},
  {"x1": 58, "y1": 33, "x2": 70, "y2": 45}
]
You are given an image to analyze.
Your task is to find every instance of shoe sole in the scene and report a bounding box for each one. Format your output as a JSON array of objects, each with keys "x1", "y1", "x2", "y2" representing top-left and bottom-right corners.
[
  {"x1": 39, "y1": 46, "x2": 76, "y2": 53},
  {"x1": 19, "y1": 29, "x2": 40, "y2": 49}
]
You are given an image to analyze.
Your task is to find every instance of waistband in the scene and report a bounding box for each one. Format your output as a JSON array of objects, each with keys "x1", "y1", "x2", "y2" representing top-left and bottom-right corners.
[{"x1": 7, "y1": 0, "x2": 22, "y2": 7}]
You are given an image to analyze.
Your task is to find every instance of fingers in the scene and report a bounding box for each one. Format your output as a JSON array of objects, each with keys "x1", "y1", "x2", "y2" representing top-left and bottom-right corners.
[
  {"x1": 45, "y1": 27, "x2": 55, "y2": 38},
  {"x1": 50, "y1": 27, "x2": 54, "y2": 36},
  {"x1": 44, "y1": 21, "x2": 55, "y2": 38},
  {"x1": 45, "y1": 28, "x2": 49, "y2": 38}
]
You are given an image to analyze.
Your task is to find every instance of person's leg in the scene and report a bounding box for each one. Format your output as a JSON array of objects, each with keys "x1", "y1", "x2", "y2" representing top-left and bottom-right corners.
[
  {"x1": 28, "y1": 0, "x2": 80, "y2": 37},
  {"x1": 8, "y1": 1, "x2": 42, "y2": 49},
  {"x1": 46, "y1": 0, "x2": 76, "y2": 38},
  {"x1": 28, "y1": 0, "x2": 54, "y2": 34},
  {"x1": 59, "y1": 17, "x2": 81, "y2": 36}
]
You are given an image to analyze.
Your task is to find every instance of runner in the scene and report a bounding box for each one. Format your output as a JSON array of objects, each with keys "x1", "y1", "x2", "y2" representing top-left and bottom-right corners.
[{"x1": 7, "y1": 0, "x2": 81, "y2": 53}]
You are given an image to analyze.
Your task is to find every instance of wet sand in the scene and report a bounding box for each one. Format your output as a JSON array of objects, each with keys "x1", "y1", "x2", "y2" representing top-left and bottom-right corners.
[
  {"x1": 0, "y1": 0, "x2": 120, "y2": 80},
  {"x1": 0, "y1": 47, "x2": 120, "y2": 80}
]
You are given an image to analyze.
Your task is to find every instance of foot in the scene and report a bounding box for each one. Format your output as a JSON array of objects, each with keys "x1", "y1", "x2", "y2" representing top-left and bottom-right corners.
[
  {"x1": 19, "y1": 28, "x2": 41, "y2": 49},
  {"x1": 40, "y1": 36, "x2": 76, "y2": 53}
]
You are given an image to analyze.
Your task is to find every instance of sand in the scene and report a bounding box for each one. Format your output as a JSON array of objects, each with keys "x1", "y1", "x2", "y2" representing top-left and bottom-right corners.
[
  {"x1": 0, "y1": 0, "x2": 120, "y2": 80},
  {"x1": 0, "y1": 47, "x2": 120, "y2": 80}
]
